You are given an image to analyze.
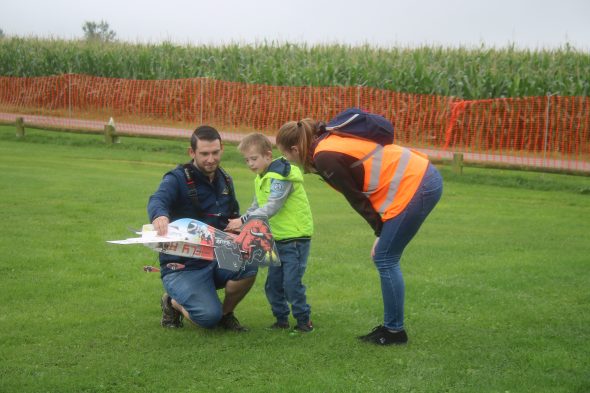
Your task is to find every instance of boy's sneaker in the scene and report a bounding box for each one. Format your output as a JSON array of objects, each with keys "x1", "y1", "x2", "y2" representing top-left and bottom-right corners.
[
  {"x1": 160, "y1": 293, "x2": 183, "y2": 328},
  {"x1": 293, "y1": 320, "x2": 314, "y2": 333},
  {"x1": 219, "y1": 312, "x2": 248, "y2": 332},
  {"x1": 268, "y1": 321, "x2": 290, "y2": 330},
  {"x1": 358, "y1": 325, "x2": 408, "y2": 345}
]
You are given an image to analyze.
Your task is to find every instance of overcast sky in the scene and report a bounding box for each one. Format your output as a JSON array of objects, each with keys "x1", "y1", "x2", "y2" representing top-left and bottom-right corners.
[{"x1": 2, "y1": 0, "x2": 589, "y2": 49}]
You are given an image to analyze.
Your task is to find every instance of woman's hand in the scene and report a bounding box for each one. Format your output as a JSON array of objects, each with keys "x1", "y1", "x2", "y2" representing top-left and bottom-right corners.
[{"x1": 371, "y1": 237, "x2": 380, "y2": 258}]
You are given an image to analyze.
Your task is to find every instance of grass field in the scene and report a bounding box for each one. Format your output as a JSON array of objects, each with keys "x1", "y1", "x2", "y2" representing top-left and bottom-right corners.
[{"x1": 0, "y1": 125, "x2": 589, "y2": 393}]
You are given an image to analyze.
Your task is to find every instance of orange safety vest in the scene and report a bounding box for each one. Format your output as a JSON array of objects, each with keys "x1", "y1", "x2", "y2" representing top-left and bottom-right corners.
[{"x1": 314, "y1": 134, "x2": 430, "y2": 221}]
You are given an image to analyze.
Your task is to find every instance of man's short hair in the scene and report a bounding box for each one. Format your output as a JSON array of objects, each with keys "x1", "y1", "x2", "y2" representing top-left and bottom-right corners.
[
  {"x1": 237, "y1": 133, "x2": 273, "y2": 155},
  {"x1": 191, "y1": 125, "x2": 221, "y2": 150}
]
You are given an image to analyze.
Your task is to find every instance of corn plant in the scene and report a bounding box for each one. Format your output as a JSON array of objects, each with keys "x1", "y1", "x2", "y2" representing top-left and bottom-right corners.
[{"x1": 0, "y1": 37, "x2": 588, "y2": 98}]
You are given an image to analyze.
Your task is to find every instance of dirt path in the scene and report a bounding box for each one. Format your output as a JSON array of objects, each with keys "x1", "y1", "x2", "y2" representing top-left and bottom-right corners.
[{"x1": 2, "y1": 112, "x2": 588, "y2": 173}]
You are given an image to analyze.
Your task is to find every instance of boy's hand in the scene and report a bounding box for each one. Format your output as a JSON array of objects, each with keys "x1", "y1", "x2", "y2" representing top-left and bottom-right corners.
[{"x1": 225, "y1": 218, "x2": 242, "y2": 233}]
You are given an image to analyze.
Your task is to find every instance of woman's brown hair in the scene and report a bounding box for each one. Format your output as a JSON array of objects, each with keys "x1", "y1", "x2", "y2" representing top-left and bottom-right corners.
[{"x1": 276, "y1": 118, "x2": 323, "y2": 173}]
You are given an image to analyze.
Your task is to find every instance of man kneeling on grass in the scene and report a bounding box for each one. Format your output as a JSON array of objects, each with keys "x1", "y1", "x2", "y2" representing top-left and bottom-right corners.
[{"x1": 147, "y1": 126, "x2": 256, "y2": 331}]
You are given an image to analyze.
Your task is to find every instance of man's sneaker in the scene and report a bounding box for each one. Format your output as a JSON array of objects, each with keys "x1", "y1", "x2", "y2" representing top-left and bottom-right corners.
[
  {"x1": 219, "y1": 312, "x2": 248, "y2": 332},
  {"x1": 293, "y1": 320, "x2": 314, "y2": 333},
  {"x1": 358, "y1": 325, "x2": 408, "y2": 345},
  {"x1": 160, "y1": 293, "x2": 183, "y2": 328},
  {"x1": 268, "y1": 321, "x2": 290, "y2": 330}
]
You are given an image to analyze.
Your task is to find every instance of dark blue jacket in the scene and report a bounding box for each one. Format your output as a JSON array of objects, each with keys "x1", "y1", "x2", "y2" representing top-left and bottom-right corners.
[{"x1": 147, "y1": 163, "x2": 239, "y2": 276}]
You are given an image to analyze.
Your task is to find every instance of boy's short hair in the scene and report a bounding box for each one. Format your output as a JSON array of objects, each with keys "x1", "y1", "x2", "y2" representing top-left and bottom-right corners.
[{"x1": 238, "y1": 133, "x2": 273, "y2": 155}]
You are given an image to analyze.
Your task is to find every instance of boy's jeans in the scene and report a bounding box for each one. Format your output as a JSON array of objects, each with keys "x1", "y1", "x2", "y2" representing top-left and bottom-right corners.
[{"x1": 265, "y1": 239, "x2": 311, "y2": 325}]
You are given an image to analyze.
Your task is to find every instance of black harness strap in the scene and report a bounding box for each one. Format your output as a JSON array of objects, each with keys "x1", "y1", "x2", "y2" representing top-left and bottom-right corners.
[
  {"x1": 181, "y1": 163, "x2": 237, "y2": 218},
  {"x1": 217, "y1": 166, "x2": 237, "y2": 209},
  {"x1": 182, "y1": 163, "x2": 203, "y2": 216}
]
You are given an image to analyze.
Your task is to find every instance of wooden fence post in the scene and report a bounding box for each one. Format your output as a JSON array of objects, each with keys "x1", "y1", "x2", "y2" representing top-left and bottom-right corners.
[
  {"x1": 16, "y1": 117, "x2": 25, "y2": 138},
  {"x1": 452, "y1": 153, "x2": 464, "y2": 175},
  {"x1": 104, "y1": 117, "x2": 118, "y2": 144}
]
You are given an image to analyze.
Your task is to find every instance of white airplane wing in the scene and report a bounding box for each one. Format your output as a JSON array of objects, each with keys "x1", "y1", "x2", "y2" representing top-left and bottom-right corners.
[
  {"x1": 107, "y1": 222, "x2": 217, "y2": 261},
  {"x1": 107, "y1": 217, "x2": 279, "y2": 271},
  {"x1": 107, "y1": 235, "x2": 181, "y2": 245},
  {"x1": 107, "y1": 225, "x2": 188, "y2": 245}
]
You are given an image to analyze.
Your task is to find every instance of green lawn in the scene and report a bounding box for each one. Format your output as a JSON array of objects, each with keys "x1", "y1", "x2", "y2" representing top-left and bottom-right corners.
[{"x1": 0, "y1": 125, "x2": 589, "y2": 393}]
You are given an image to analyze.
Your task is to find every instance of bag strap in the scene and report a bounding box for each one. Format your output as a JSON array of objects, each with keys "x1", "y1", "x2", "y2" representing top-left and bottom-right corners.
[
  {"x1": 218, "y1": 166, "x2": 239, "y2": 217},
  {"x1": 182, "y1": 163, "x2": 203, "y2": 216},
  {"x1": 181, "y1": 163, "x2": 238, "y2": 218}
]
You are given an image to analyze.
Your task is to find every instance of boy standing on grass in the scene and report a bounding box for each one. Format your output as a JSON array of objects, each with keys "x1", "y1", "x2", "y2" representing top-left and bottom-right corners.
[{"x1": 226, "y1": 133, "x2": 314, "y2": 333}]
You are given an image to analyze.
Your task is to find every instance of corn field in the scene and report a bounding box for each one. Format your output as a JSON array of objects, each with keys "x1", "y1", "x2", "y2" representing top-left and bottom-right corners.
[{"x1": 0, "y1": 37, "x2": 588, "y2": 99}]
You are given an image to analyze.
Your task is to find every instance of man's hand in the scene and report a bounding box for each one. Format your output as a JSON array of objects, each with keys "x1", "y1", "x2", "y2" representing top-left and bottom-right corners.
[
  {"x1": 152, "y1": 216, "x2": 170, "y2": 236},
  {"x1": 225, "y1": 218, "x2": 242, "y2": 233}
]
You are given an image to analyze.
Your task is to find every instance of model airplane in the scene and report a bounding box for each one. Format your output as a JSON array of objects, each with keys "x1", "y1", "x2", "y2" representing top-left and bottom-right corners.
[{"x1": 108, "y1": 215, "x2": 280, "y2": 272}]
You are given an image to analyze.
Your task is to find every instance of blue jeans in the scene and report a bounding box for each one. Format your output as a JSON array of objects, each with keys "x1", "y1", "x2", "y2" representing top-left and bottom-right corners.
[
  {"x1": 162, "y1": 263, "x2": 257, "y2": 329},
  {"x1": 373, "y1": 164, "x2": 443, "y2": 331},
  {"x1": 265, "y1": 239, "x2": 311, "y2": 325}
]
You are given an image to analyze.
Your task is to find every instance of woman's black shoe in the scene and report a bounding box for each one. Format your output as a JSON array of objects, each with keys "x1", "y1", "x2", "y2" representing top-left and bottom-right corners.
[{"x1": 358, "y1": 325, "x2": 408, "y2": 345}]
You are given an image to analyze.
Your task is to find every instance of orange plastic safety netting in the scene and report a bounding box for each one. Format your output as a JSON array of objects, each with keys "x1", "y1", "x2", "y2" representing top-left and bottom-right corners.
[{"x1": 0, "y1": 74, "x2": 588, "y2": 172}]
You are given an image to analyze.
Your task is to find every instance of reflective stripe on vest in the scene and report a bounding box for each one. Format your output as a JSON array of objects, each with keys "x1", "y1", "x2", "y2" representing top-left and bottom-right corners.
[
  {"x1": 351, "y1": 144, "x2": 383, "y2": 194},
  {"x1": 314, "y1": 135, "x2": 429, "y2": 220},
  {"x1": 378, "y1": 148, "x2": 410, "y2": 214}
]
